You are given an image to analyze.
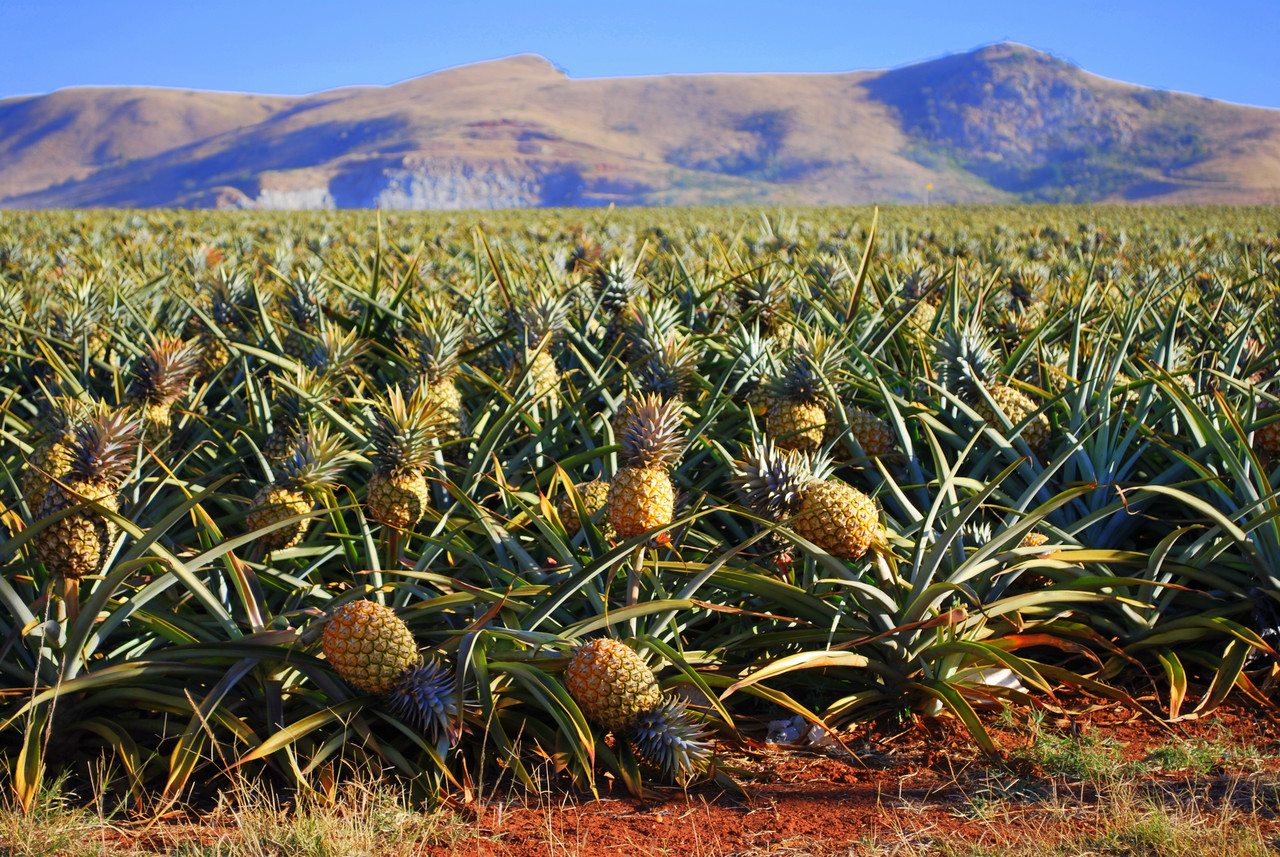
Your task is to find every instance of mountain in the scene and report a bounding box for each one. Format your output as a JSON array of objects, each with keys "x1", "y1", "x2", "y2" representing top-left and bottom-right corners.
[{"x1": 2, "y1": 44, "x2": 1278, "y2": 209}]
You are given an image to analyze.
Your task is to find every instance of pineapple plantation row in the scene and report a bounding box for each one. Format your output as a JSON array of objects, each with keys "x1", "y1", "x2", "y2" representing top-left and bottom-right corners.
[{"x1": 0, "y1": 205, "x2": 1278, "y2": 813}]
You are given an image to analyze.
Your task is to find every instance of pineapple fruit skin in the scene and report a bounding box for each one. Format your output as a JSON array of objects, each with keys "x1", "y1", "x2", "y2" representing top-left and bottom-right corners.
[
  {"x1": 246, "y1": 485, "x2": 312, "y2": 551},
  {"x1": 845, "y1": 407, "x2": 895, "y2": 457},
  {"x1": 21, "y1": 433, "x2": 75, "y2": 509},
  {"x1": 793, "y1": 480, "x2": 881, "y2": 560},
  {"x1": 566, "y1": 638, "x2": 662, "y2": 731},
  {"x1": 608, "y1": 467, "x2": 675, "y2": 540},
  {"x1": 322, "y1": 600, "x2": 422, "y2": 695},
  {"x1": 33, "y1": 479, "x2": 120, "y2": 580},
  {"x1": 559, "y1": 479, "x2": 612, "y2": 537},
  {"x1": 366, "y1": 471, "x2": 430, "y2": 529},
  {"x1": 768, "y1": 399, "x2": 826, "y2": 452},
  {"x1": 1257, "y1": 406, "x2": 1280, "y2": 457},
  {"x1": 977, "y1": 385, "x2": 1050, "y2": 453}
]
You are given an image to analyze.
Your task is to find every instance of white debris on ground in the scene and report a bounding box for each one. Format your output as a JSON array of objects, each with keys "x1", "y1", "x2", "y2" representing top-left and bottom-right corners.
[{"x1": 766, "y1": 715, "x2": 849, "y2": 754}]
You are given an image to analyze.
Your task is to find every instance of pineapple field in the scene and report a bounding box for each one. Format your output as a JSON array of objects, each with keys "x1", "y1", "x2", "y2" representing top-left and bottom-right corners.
[{"x1": 1, "y1": 204, "x2": 1279, "y2": 829}]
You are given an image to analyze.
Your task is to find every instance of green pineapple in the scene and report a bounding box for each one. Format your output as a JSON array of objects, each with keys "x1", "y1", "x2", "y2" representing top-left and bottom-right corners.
[
  {"x1": 21, "y1": 396, "x2": 91, "y2": 510},
  {"x1": 612, "y1": 330, "x2": 700, "y2": 439},
  {"x1": 733, "y1": 437, "x2": 885, "y2": 561},
  {"x1": 365, "y1": 384, "x2": 441, "y2": 530},
  {"x1": 246, "y1": 424, "x2": 351, "y2": 552}
]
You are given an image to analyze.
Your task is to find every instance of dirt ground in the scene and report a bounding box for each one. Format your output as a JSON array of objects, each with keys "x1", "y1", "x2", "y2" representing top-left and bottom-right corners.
[{"x1": 75, "y1": 696, "x2": 1280, "y2": 856}]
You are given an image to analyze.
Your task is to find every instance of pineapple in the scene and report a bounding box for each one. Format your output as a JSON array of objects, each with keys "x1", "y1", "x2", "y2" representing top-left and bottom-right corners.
[
  {"x1": 129, "y1": 336, "x2": 202, "y2": 437},
  {"x1": 246, "y1": 424, "x2": 351, "y2": 552},
  {"x1": 593, "y1": 256, "x2": 644, "y2": 343},
  {"x1": 558, "y1": 478, "x2": 612, "y2": 538},
  {"x1": 721, "y1": 323, "x2": 778, "y2": 413},
  {"x1": 21, "y1": 397, "x2": 90, "y2": 510},
  {"x1": 511, "y1": 290, "x2": 568, "y2": 401},
  {"x1": 32, "y1": 408, "x2": 139, "y2": 582},
  {"x1": 322, "y1": 600, "x2": 461, "y2": 743},
  {"x1": 566, "y1": 638, "x2": 710, "y2": 781},
  {"x1": 841, "y1": 405, "x2": 896, "y2": 458},
  {"x1": 766, "y1": 333, "x2": 845, "y2": 453},
  {"x1": 263, "y1": 368, "x2": 333, "y2": 460},
  {"x1": 1255, "y1": 403, "x2": 1280, "y2": 458},
  {"x1": 399, "y1": 305, "x2": 469, "y2": 449},
  {"x1": 281, "y1": 270, "x2": 328, "y2": 362},
  {"x1": 607, "y1": 394, "x2": 685, "y2": 541},
  {"x1": 735, "y1": 266, "x2": 792, "y2": 338},
  {"x1": 733, "y1": 437, "x2": 885, "y2": 561},
  {"x1": 365, "y1": 384, "x2": 440, "y2": 530},
  {"x1": 935, "y1": 324, "x2": 1050, "y2": 454}
]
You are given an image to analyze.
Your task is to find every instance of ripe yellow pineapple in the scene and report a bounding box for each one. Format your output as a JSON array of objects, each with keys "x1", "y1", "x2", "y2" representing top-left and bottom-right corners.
[
  {"x1": 766, "y1": 333, "x2": 845, "y2": 453},
  {"x1": 322, "y1": 600, "x2": 461, "y2": 742},
  {"x1": 843, "y1": 405, "x2": 896, "y2": 458},
  {"x1": 611, "y1": 330, "x2": 699, "y2": 439},
  {"x1": 733, "y1": 437, "x2": 886, "y2": 561},
  {"x1": 366, "y1": 384, "x2": 440, "y2": 530},
  {"x1": 32, "y1": 408, "x2": 139, "y2": 582},
  {"x1": 246, "y1": 424, "x2": 351, "y2": 552},
  {"x1": 566, "y1": 638, "x2": 710, "y2": 780},
  {"x1": 400, "y1": 300, "x2": 471, "y2": 450},
  {"x1": 607, "y1": 394, "x2": 685, "y2": 541}
]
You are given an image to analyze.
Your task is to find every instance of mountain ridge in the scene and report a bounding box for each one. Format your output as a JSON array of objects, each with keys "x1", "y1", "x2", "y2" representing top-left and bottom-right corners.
[{"x1": 3, "y1": 44, "x2": 1278, "y2": 208}]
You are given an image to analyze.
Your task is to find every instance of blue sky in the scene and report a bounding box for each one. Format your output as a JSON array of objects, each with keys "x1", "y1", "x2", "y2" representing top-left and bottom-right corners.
[{"x1": 4, "y1": 0, "x2": 1278, "y2": 109}]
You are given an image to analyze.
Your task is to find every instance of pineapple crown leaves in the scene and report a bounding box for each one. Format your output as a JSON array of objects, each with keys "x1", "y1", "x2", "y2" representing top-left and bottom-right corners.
[
  {"x1": 593, "y1": 256, "x2": 643, "y2": 316},
  {"x1": 770, "y1": 331, "x2": 848, "y2": 404},
  {"x1": 511, "y1": 290, "x2": 569, "y2": 349},
  {"x1": 387, "y1": 659, "x2": 465, "y2": 746},
  {"x1": 720, "y1": 323, "x2": 778, "y2": 394},
  {"x1": 934, "y1": 322, "x2": 1004, "y2": 402},
  {"x1": 275, "y1": 422, "x2": 354, "y2": 492},
  {"x1": 132, "y1": 336, "x2": 202, "y2": 405},
  {"x1": 399, "y1": 309, "x2": 468, "y2": 385},
  {"x1": 618, "y1": 393, "x2": 686, "y2": 470},
  {"x1": 735, "y1": 265, "x2": 792, "y2": 329},
  {"x1": 304, "y1": 326, "x2": 368, "y2": 378},
  {"x1": 283, "y1": 270, "x2": 329, "y2": 330},
  {"x1": 633, "y1": 331, "x2": 702, "y2": 400},
  {"x1": 620, "y1": 296, "x2": 684, "y2": 361},
  {"x1": 368, "y1": 383, "x2": 443, "y2": 477},
  {"x1": 206, "y1": 267, "x2": 256, "y2": 329},
  {"x1": 627, "y1": 698, "x2": 712, "y2": 782},
  {"x1": 68, "y1": 407, "x2": 140, "y2": 487},
  {"x1": 730, "y1": 436, "x2": 831, "y2": 521}
]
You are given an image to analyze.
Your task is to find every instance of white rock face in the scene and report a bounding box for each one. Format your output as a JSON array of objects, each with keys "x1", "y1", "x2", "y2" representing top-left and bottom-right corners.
[
  {"x1": 254, "y1": 187, "x2": 336, "y2": 210},
  {"x1": 371, "y1": 164, "x2": 541, "y2": 210}
]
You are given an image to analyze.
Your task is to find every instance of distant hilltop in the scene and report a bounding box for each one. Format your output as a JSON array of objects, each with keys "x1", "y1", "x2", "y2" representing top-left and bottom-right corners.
[{"x1": 2, "y1": 43, "x2": 1279, "y2": 209}]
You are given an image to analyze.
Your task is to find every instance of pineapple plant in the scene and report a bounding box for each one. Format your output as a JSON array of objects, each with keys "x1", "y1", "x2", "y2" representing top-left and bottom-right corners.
[
  {"x1": 246, "y1": 423, "x2": 351, "y2": 552},
  {"x1": 263, "y1": 368, "x2": 333, "y2": 461},
  {"x1": 322, "y1": 600, "x2": 461, "y2": 743},
  {"x1": 935, "y1": 323, "x2": 1051, "y2": 454},
  {"x1": 766, "y1": 333, "x2": 845, "y2": 453},
  {"x1": 733, "y1": 437, "x2": 885, "y2": 561},
  {"x1": 735, "y1": 266, "x2": 792, "y2": 339},
  {"x1": 129, "y1": 336, "x2": 202, "y2": 437},
  {"x1": 593, "y1": 256, "x2": 644, "y2": 343},
  {"x1": 840, "y1": 405, "x2": 896, "y2": 458},
  {"x1": 565, "y1": 638, "x2": 709, "y2": 781},
  {"x1": 607, "y1": 394, "x2": 685, "y2": 542},
  {"x1": 31, "y1": 408, "x2": 139, "y2": 584},
  {"x1": 365, "y1": 384, "x2": 440, "y2": 530},
  {"x1": 720, "y1": 323, "x2": 778, "y2": 413}
]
